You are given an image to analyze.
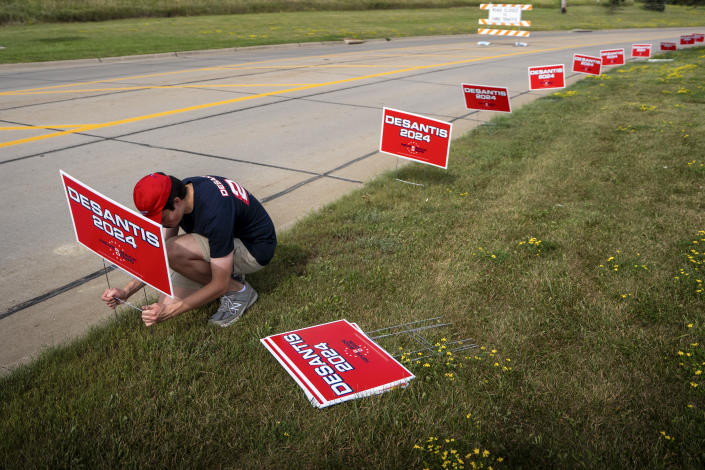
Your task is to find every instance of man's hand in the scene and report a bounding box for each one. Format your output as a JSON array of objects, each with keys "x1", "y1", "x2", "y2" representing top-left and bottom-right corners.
[
  {"x1": 101, "y1": 288, "x2": 128, "y2": 309},
  {"x1": 141, "y1": 303, "x2": 170, "y2": 327}
]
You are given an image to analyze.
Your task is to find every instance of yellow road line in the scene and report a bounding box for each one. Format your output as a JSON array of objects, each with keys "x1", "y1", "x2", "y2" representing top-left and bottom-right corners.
[
  {"x1": 0, "y1": 48, "x2": 546, "y2": 149},
  {"x1": 0, "y1": 63, "x2": 409, "y2": 96},
  {"x1": 0, "y1": 62, "x2": 304, "y2": 96},
  {"x1": 0, "y1": 31, "x2": 678, "y2": 97},
  {"x1": 0, "y1": 65, "x2": 400, "y2": 96},
  {"x1": 0, "y1": 43, "x2": 441, "y2": 96},
  {"x1": 0, "y1": 125, "x2": 85, "y2": 130},
  {"x1": 0, "y1": 33, "x2": 683, "y2": 149},
  {"x1": 222, "y1": 64, "x2": 393, "y2": 69},
  {"x1": 2, "y1": 46, "x2": 574, "y2": 149},
  {"x1": 4, "y1": 84, "x2": 320, "y2": 95},
  {"x1": 368, "y1": 53, "x2": 482, "y2": 58}
]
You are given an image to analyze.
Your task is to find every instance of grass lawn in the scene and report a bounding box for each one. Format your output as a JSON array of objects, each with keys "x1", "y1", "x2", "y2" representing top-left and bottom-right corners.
[
  {"x1": 0, "y1": 0, "x2": 656, "y2": 23},
  {"x1": 0, "y1": 5, "x2": 703, "y2": 63},
  {"x1": 1, "y1": 44, "x2": 704, "y2": 468}
]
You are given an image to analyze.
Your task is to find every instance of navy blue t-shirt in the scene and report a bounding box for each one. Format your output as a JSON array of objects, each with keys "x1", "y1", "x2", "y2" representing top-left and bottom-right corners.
[{"x1": 179, "y1": 176, "x2": 276, "y2": 266}]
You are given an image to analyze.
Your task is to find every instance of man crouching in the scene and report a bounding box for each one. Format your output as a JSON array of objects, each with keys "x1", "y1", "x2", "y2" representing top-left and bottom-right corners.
[{"x1": 102, "y1": 172, "x2": 276, "y2": 327}]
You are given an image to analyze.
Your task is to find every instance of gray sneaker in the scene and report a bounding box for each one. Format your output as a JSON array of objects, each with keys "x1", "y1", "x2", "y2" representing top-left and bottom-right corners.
[{"x1": 209, "y1": 282, "x2": 258, "y2": 327}]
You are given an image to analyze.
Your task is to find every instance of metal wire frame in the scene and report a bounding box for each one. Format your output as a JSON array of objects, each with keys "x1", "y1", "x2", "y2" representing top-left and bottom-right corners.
[
  {"x1": 102, "y1": 259, "x2": 146, "y2": 313},
  {"x1": 367, "y1": 316, "x2": 444, "y2": 337},
  {"x1": 366, "y1": 316, "x2": 478, "y2": 362},
  {"x1": 393, "y1": 158, "x2": 426, "y2": 186}
]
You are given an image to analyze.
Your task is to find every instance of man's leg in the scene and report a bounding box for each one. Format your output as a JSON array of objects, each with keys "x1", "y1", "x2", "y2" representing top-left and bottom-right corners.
[
  {"x1": 166, "y1": 234, "x2": 243, "y2": 291},
  {"x1": 210, "y1": 239, "x2": 264, "y2": 327}
]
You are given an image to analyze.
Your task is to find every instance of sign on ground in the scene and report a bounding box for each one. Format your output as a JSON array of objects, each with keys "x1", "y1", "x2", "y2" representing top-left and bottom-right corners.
[{"x1": 261, "y1": 319, "x2": 415, "y2": 408}]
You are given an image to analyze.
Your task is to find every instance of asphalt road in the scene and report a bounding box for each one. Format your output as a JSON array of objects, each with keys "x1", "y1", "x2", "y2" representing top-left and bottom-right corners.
[{"x1": 0, "y1": 27, "x2": 699, "y2": 373}]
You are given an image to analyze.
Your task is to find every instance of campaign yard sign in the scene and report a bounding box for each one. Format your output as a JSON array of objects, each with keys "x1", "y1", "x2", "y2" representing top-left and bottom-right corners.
[
  {"x1": 261, "y1": 320, "x2": 415, "y2": 408},
  {"x1": 528, "y1": 64, "x2": 565, "y2": 90},
  {"x1": 660, "y1": 41, "x2": 677, "y2": 51},
  {"x1": 461, "y1": 84, "x2": 512, "y2": 113},
  {"x1": 60, "y1": 170, "x2": 173, "y2": 297},
  {"x1": 631, "y1": 44, "x2": 652, "y2": 59},
  {"x1": 600, "y1": 48, "x2": 625, "y2": 66},
  {"x1": 680, "y1": 35, "x2": 695, "y2": 45},
  {"x1": 380, "y1": 107, "x2": 452, "y2": 169},
  {"x1": 572, "y1": 54, "x2": 602, "y2": 75}
]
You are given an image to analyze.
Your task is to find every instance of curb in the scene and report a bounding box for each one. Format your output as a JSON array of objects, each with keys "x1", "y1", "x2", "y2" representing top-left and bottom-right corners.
[
  {"x1": 0, "y1": 26, "x2": 698, "y2": 71},
  {"x1": 0, "y1": 37, "x2": 401, "y2": 71},
  {"x1": 0, "y1": 33, "x2": 515, "y2": 71}
]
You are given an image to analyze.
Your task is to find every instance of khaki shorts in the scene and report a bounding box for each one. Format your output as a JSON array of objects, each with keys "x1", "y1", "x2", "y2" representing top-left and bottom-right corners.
[{"x1": 171, "y1": 233, "x2": 263, "y2": 291}]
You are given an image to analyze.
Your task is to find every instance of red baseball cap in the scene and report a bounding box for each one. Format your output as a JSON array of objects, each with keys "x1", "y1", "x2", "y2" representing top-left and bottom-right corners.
[{"x1": 133, "y1": 173, "x2": 172, "y2": 224}]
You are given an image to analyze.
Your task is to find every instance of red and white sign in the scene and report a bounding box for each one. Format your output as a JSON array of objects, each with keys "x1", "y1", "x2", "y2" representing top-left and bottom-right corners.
[
  {"x1": 380, "y1": 107, "x2": 452, "y2": 169},
  {"x1": 60, "y1": 170, "x2": 173, "y2": 297},
  {"x1": 660, "y1": 41, "x2": 677, "y2": 51},
  {"x1": 680, "y1": 35, "x2": 695, "y2": 45},
  {"x1": 631, "y1": 44, "x2": 652, "y2": 59},
  {"x1": 261, "y1": 320, "x2": 415, "y2": 408},
  {"x1": 572, "y1": 54, "x2": 602, "y2": 75},
  {"x1": 694, "y1": 33, "x2": 704, "y2": 43},
  {"x1": 600, "y1": 48, "x2": 625, "y2": 66},
  {"x1": 461, "y1": 84, "x2": 512, "y2": 113},
  {"x1": 528, "y1": 64, "x2": 565, "y2": 90}
]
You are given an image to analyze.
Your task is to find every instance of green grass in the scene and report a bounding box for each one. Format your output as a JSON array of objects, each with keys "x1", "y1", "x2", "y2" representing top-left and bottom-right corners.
[
  {"x1": 2, "y1": 46, "x2": 705, "y2": 468},
  {"x1": 0, "y1": 5, "x2": 704, "y2": 63},
  {"x1": 0, "y1": 0, "x2": 612, "y2": 24}
]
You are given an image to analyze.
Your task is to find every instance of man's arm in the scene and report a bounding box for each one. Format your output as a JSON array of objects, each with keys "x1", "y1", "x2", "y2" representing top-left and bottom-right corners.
[
  {"x1": 101, "y1": 278, "x2": 145, "y2": 309},
  {"x1": 141, "y1": 252, "x2": 234, "y2": 325}
]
